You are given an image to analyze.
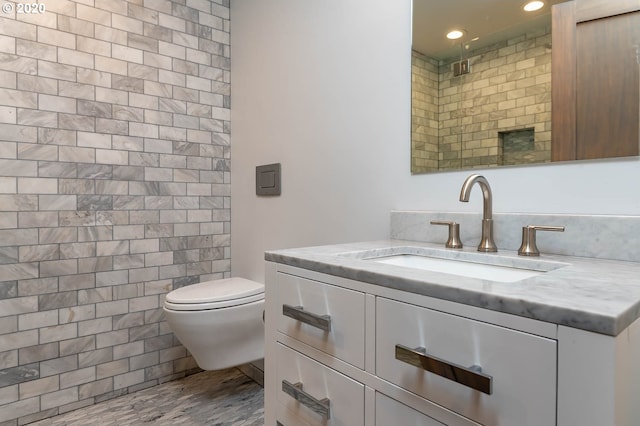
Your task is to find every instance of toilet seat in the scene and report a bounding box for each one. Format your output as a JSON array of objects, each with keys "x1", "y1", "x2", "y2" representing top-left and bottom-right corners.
[{"x1": 164, "y1": 277, "x2": 264, "y2": 311}]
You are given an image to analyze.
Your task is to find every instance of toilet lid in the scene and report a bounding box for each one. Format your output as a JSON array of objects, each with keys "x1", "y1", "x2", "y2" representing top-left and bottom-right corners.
[{"x1": 165, "y1": 277, "x2": 264, "y2": 305}]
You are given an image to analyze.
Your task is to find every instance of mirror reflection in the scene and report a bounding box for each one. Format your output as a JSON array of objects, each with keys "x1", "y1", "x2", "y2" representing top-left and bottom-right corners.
[
  {"x1": 411, "y1": 0, "x2": 640, "y2": 174},
  {"x1": 411, "y1": 0, "x2": 566, "y2": 174}
]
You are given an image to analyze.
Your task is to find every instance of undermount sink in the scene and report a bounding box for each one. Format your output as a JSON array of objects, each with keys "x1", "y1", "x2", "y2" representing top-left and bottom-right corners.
[
  {"x1": 373, "y1": 254, "x2": 544, "y2": 282},
  {"x1": 339, "y1": 247, "x2": 568, "y2": 283}
]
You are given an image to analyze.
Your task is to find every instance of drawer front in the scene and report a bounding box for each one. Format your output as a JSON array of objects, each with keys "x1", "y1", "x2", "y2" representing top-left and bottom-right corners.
[
  {"x1": 277, "y1": 343, "x2": 365, "y2": 426},
  {"x1": 277, "y1": 272, "x2": 366, "y2": 368},
  {"x1": 277, "y1": 403, "x2": 312, "y2": 426},
  {"x1": 376, "y1": 393, "x2": 445, "y2": 426},
  {"x1": 376, "y1": 297, "x2": 557, "y2": 426}
]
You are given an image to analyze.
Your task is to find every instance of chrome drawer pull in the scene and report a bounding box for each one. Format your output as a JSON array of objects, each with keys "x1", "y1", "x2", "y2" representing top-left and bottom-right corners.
[
  {"x1": 282, "y1": 304, "x2": 332, "y2": 332},
  {"x1": 395, "y1": 344, "x2": 493, "y2": 395},
  {"x1": 282, "y1": 380, "x2": 331, "y2": 419}
]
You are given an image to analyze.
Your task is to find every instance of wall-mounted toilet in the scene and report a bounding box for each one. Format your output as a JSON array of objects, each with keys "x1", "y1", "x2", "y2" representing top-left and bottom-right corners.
[{"x1": 163, "y1": 277, "x2": 264, "y2": 371}]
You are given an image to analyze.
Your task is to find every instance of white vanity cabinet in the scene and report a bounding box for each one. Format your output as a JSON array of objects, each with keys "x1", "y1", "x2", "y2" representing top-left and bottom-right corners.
[
  {"x1": 376, "y1": 297, "x2": 556, "y2": 425},
  {"x1": 264, "y1": 262, "x2": 640, "y2": 426}
]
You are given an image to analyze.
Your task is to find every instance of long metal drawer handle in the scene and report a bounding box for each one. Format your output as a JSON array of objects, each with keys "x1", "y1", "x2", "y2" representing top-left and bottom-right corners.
[
  {"x1": 281, "y1": 380, "x2": 331, "y2": 419},
  {"x1": 282, "y1": 304, "x2": 332, "y2": 332},
  {"x1": 395, "y1": 344, "x2": 493, "y2": 395}
]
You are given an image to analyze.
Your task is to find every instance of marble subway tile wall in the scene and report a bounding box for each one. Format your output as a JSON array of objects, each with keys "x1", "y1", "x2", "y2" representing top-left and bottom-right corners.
[
  {"x1": 411, "y1": 25, "x2": 551, "y2": 173},
  {"x1": 410, "y1": 51, "x2": 439, "y2": 174},
  {"x1": 0, "y1": 0, "x2": 230, "y2": 424},
  {"x1": 439, "y1": 26, "x2": 552, "y2": 170}
]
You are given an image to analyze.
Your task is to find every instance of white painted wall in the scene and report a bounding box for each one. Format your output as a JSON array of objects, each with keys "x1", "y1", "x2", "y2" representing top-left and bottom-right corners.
[{"x1": 230, "y1": 0, "x2": 640, "y2": 282}]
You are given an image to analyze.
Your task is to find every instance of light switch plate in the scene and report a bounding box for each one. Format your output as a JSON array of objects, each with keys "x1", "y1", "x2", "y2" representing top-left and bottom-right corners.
[{"x1": 256, "y1": 163, "x2": 281, "y2": 196}]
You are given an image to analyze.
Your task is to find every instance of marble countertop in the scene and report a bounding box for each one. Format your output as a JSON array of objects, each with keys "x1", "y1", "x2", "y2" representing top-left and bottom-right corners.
[{"x1": 265, "y1": 240, "x2": 640, "y2": 336}]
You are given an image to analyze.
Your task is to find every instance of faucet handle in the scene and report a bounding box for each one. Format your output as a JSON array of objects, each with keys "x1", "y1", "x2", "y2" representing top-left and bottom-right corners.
[
  {"x1": 430, "y1": 221, "x2": 463, "y2": 249},
  {"x1": 518, "y1": 225, "x2": 565, "y2": 256}
]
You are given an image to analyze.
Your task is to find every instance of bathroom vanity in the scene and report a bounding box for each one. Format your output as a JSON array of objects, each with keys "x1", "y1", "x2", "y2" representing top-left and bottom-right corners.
[{"x1": 263, "y1": 236, "x2": 640, "y2": 425}]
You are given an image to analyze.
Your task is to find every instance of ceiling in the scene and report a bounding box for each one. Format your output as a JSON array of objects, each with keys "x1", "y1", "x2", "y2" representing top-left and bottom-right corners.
[{"x1": 412, "y1": 0, "x2": 569, "y2": 60}]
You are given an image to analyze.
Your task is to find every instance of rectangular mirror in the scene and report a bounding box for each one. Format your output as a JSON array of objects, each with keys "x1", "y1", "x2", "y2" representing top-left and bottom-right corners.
[{"x1": 411, "y1": 0, "x2": 640, "y2": 174}]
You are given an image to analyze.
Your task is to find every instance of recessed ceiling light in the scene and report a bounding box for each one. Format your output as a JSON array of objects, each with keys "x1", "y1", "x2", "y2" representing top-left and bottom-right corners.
[
  {"x1": 446, "y1": 30, "x2": 464, "y2": 40},
  {"x1": 524, "y1": 1, "x2": 544, "y2": 12}
]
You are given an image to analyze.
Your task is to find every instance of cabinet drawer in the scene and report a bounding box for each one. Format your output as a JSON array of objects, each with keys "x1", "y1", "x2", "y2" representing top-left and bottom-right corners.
[
  {"x1": 277, "y1": 403, "x2": 312, "y2": 426},
  {"x1": 276, "y1": 343, "x2": 364, "y2": 426},
  {"x1": 376, "y1": 393, "x2": 445, "y2": 426},
  {"x1": 277, "y1": 272, "x2": 366, "y2": 368},
  {"x1": 376, "y1": 297, "x2": 557, "y2": 426}
]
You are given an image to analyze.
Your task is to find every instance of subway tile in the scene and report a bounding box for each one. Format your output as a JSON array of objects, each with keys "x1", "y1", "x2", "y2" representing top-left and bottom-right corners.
[
  {"x1": 0, "y1": 53, "x2": 36, "y2": 75},
  {"x1": 18, "y1": 245, "x2": 60, "y2": 263},
  {"x1": 0, "y1": 280, "x2": 17, "y2": 298},
  {"x1": 59, "y1": 305, "x2": 96, "y2": 325},
  {"x1": 113, "y1": 254, "x2": 144, "y2": 270},
  {"x1": 17, "y1": 143, "x2": 58, "y2": 161},
  {"x1": 78, "y1": 377, "x2": 112, "y2": 400},
  {"x1": 95, "y1": 210, "x2": 129, "y2": 226},
  {"x1": 112, "y1": 283, "x2": 139, "y2": 300},
  {"x1": 41, "y1": 387, "x2": 78, "y2": 411},
  {"x1": 96, "y1": 149, "x2": 128, "y2": 165},
  {"x1": 18, "y1": 375, "x2": 58, "y2": 400},
  {"x1": 38, "y1": 128, "x2": 76, "y2": 146},
  {"x1": 17, "y1": 277, "x2": 57, "y2": 297},
  {"x1": 78, "y1": 195, "x2": 113, "y2": 211},
  {"x1": 0, "y1": 396, "x2": 39, "y2": 423},
  {"x1": 130, "y1": 267, "x2": 159, "y2": 283},
  {"x1": 59, "y1": 272, "x2": 96, "y2": 291},
  {"x1": 0, "y1": 363, "x2": 39, "y2": 389},
  {"x1": 76, "y1": 68, "x2": 111, "y2": 88},
  {"x1": 17, "y1": 177, "x2": 58, "y2": 194},
  {"x1": 78, "y1": 287, "x2": 111, "y2": 305},
  {"x1": 59, "y1": 82, "x2": 95, "y2": 101},
  {"x1": 39, "y1": 258, "x2": 79, "y2": 278},
  {"x1": 38, "y1": 60, "x2": 77, "y2": 83},
  {"x1": 77, "y1": 4, "x2": 112, "y2": 25},
  {"x1": 0, "y1": 124, "x2": 37, "y2": 143},
  {"x1": 0, "y1": 330, "x2": 38, "y2": 352},
  {"x1": 18, "y1": 341, "x2": 58, "y2": 364},
  {"x1": 94, "y1": 24, "x2": 127, "y2": 46},
  {"x1": 77, "y1": 226, "x2": 113, "y2": 243},
  {"x1": 39, "y1": 94, "x2": 76, "y2": 114},
  {"x1": 96, "y1": 329, "x2": 129, "y2": 350},
  {"x1": 58, "y1": 16, "x2": 95, "y2": 38},
  {"x1": 22, "y1": 212, "x2": 60, "y2": 233},
  {"x1": 96, "y1": 270, "x2": 128, "y2": 287},
  {"x1": 0, "y1": 106, "x2": 16, "y2": 124},
  {"x1": 16, "y1": 75, "x2": 57, "y2": 98},
  {"x1": 39, "y1": 195, "x2": 77, "y2": 212},
  {"x1": 60, "y1": 335, "x2": 96, "y2": 357},
  {"x1": 38, "y1": 228, "x2": 78, "y2": 244},
  {"x1": 60, "y1": 366, "x2": 95, "y2": 389},
  {"x1": 129, "y1": 211, "x2": 160, "y2": 224},
  {"x1": 39, "y1": 291, "x2": 78, "y2": 311},
  {"x1": 78, "y1": 256, "x2": 113, "y2": 274},
  {"x1": 59, "y1": 243, "x2": 97, "y2": 260},
  {"x1": 59, "y1": 114, "x2": 95, "y2": 133},
  {"x1": 0, "y1": 178, "x2": 16, "y2": 194},
  {"x1": 40, "y1": 354, "x2": 78, "y2": 377},
  {"x1": 0, "y1": 229, "x2": 38, "y2": 246}
]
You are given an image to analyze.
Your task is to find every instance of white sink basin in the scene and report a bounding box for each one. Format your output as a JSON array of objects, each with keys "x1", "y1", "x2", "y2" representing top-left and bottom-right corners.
[
  {"x1": 338, "y1": 246, "x2": 568, "y2": 283},
  {"x1": 373, "y1": 254, "x2": 543, "y2": 283}
]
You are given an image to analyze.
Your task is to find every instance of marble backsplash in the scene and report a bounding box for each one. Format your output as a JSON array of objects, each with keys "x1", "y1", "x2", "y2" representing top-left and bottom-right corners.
[{"x1": 391, "y1": 211, "x2": 640, "y2": 262}]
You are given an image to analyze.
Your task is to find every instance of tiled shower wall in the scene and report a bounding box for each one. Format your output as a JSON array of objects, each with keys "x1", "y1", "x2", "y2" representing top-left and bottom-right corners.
[
  {"x1": 411, "y1": 25, "x2": 551, "y2": 173},
  {"x1": 0, "y1": 0, "x2": 230, "y2": 424},
  {"x1": 410, "y1": 51, "x2": 438, "y2": 174}
]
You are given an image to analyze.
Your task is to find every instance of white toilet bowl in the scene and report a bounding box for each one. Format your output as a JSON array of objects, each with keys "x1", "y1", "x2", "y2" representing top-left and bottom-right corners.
[{"x1": 163, "y1": 277, "x2": 264, "y2": 371}]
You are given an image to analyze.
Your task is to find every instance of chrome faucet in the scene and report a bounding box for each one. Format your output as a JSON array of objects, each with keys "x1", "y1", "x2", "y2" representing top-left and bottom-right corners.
[{"x1": 459, "y1": 174, "x2": 497, "y2": 252}]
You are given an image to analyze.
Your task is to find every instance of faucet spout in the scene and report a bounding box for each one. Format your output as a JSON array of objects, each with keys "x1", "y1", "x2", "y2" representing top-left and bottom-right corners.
[{"x1": 459, "y1": 174, "x2": 497, "y2": 252}]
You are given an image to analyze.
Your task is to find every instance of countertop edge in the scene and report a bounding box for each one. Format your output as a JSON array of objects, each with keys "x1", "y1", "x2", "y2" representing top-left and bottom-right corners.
[{"x1": 265, "y1": 244, "x2": 640, "y2": 337}]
